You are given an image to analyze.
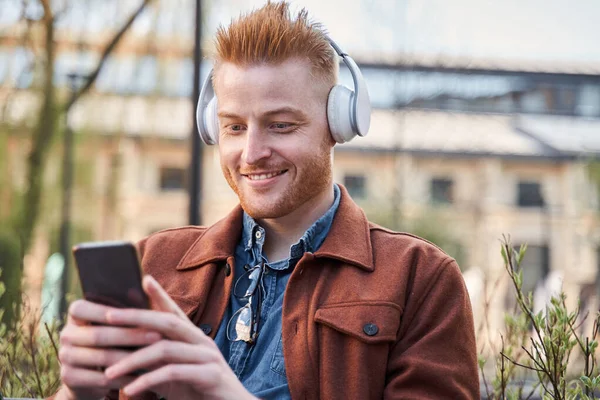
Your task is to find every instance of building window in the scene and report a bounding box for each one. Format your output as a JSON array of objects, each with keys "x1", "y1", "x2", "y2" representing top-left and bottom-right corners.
[
  {"x1": 159, "y1": 167, "x2": 187, "y2": 191},
  {"x1": 344, "y1": 175, "x2": 366, "y2": 199},
  {"x1": 518, "y1": 181, "x2": 544, "y2": 207},
  {"x1": 430, "y1": 178, "x2": 454, "y2": 205}
]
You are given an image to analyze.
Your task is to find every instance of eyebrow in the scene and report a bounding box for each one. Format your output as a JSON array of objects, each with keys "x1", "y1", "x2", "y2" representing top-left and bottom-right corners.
[{"x1": 218, "y1": 106, "x2": 308, "y2": 120}]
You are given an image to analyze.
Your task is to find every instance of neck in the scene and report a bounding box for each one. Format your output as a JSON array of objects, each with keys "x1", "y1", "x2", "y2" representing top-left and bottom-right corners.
[{"x1": 259, "y1": 184, "x2": 335, "y2": 262}]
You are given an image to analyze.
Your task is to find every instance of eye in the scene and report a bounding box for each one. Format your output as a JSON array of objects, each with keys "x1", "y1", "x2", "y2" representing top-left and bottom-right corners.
[
  {"x1": 224, "y1": 124, "x2": 245, "y2": 134},
  {"x1": 270, "y1": 122, "x2": 294, "y2": 131}
]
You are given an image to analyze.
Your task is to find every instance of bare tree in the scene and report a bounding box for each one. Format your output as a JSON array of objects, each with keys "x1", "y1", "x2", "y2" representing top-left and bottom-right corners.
[
  {"x1": 0, "y1": 0, "x2": 153, "y2": 325},
  {"x1": 12, "y1": 0, "x2": 153, "y2": 252}
]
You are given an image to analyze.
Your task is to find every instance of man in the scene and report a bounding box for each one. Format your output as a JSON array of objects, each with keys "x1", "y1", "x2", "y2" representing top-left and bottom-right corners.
[{"x1": 52, "y1": 2, "x2": 479, "y2": 399}]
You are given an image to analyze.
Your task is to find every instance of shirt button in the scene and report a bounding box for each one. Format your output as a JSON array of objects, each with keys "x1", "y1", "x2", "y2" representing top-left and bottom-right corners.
[
  {"x1": 255, "y1": 231, "x2": 262, "y2": 239},
  {"x1": 199, "y1": 324, "x2": 212, "y2": 335},
  {"x1": 363, "y1": 323, "x2": 379, "y2": 336}
]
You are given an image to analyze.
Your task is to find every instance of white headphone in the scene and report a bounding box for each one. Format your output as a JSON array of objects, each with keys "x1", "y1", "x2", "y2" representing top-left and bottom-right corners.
[{"x1": 196, "y1": 37, "x2": 371, "y2": 145}]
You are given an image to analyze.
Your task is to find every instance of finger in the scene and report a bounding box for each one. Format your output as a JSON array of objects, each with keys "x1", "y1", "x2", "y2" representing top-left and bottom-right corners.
[
  {"x1": 61, "y1": 325, "x2": 162, "y2": 348},
  {"x1": 106, "y1": 309, "x2": 205, "y2": 344},
  {"x1": 123, "y1": 364, "x2": 221, "y2": 396},
  {"x1": 59, "y1": 345, "x2": 131, "y2": 368},
  {"x1": 105, "y1": 340, "x2": 218, "y2": 379},
  {"x1": 61, "y1": 364, "x2": 137, "y2": 390},
  {"x1": 143, "y1": 275, "x2": 188, "y2": 319},
  {"x1": 67, "y1": 312, "x2": 87, "y2": 327},
  {"x1": 68, "y1": 299, "x2": 116, "y2": 324}
]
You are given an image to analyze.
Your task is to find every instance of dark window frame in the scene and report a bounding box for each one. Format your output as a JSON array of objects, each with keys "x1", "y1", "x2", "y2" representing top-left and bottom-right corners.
[
  {"x1": 430, "y1": 177, "x2": 454, "y2": 205},
  {"x1": 343, "y1": 174, "x2": 367, "y2": 200},
  {"x1": 517, "y1": 181, "x2": 545, "y2": 208},
  {"x1": 159, "y1": 166, "x2": 187, "y2": 192}
]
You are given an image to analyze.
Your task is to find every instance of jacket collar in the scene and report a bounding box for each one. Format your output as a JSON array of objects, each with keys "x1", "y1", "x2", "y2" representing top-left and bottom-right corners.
[
  {"x1": 176, "y1": 206, "x2": 244, "y2": 270},
  {"x1": 313, "y1": 185, "x2": 373, "y2": 271},
  {"x1": 176, "y1": 185, "x2": 374, "y2": 272}
]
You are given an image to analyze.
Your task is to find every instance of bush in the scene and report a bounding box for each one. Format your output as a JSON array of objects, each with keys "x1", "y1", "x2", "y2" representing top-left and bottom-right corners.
[
  {"x1": 0, "y1": 270, "x2": 62, "y2": 398},
  {"x1": 0, "y1": 228, "x2": 23, "y2": 327},
  {"x1": 480, "y1": 235, "x2": 600, "y2": 399}
]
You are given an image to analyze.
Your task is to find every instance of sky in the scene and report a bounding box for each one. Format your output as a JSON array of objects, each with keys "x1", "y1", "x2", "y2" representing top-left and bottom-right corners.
[
  {"x1": 210, "y1": 0, "x2": 600, "y2": 68},
  {"x1": 1, "y1": 0, "x2": 599, "y2": 69}
]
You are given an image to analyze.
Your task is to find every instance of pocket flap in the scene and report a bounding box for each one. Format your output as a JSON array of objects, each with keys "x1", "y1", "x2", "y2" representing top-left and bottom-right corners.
[
  {"x1": 168, "y1": 294, "x2": 201, "y2": 317},
  {"x1": 314, "y1": 301, "x2": 402, "y2": 344}
]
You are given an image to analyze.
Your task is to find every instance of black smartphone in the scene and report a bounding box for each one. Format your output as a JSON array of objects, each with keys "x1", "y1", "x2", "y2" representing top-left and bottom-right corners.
[{"x1": 73, "y1": 241, "x2": 149, "y2": 309}]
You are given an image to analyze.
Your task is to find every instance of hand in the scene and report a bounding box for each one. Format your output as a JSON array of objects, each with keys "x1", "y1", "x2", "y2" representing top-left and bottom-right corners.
[
  {"x1": 104, "y1": 275, "x2": 256, "y2": 400},
  {"x1": 57, "y1": 300, "x2": 163, "y2": 400}
]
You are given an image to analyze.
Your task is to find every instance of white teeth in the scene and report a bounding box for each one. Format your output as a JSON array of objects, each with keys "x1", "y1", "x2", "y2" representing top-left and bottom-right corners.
[{"x1": 247, "y1": 171, "x2": 282, "y2": 181}]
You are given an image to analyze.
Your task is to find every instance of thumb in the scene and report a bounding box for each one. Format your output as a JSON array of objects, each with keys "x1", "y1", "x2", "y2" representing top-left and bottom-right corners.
[{"x1": 142, "y1": 275, "x2": 188, "y2": 319}]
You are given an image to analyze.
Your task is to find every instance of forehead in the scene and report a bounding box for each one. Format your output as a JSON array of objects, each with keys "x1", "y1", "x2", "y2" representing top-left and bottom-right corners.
[{"x1": 213, "y1": 59, "x2": 326, "y2": 110}]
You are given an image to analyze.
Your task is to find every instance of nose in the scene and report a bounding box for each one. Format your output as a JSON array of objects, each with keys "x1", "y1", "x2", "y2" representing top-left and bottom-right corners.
[{"x1": 242, "y1": 125, "x2": 271, "y2": 165}]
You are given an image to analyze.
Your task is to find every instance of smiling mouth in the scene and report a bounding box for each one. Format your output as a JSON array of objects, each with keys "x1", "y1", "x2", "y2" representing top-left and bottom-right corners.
[{"x1": 243, "y1": 170, "x2": 287, "y2": 181}]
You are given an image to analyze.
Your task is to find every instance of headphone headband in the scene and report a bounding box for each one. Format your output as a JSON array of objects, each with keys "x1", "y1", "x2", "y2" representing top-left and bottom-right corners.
[{"x1": 196, "y1": 37, "x2": 371, "y2": 145}]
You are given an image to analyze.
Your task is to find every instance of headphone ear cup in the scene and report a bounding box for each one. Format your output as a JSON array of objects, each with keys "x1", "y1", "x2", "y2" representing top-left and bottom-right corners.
[
  {"x1": 327, "y1": 85, "x2": 356, "y2": 144},
  {"x1": 205, "y1": 97, "x2": 219, "y2": 144},
  {"x1": 197, "y1": 95, "x2": 219, "y2": 145},
  {"x1": 196, "y1": 68, "x2": 219, "y2": 145}
]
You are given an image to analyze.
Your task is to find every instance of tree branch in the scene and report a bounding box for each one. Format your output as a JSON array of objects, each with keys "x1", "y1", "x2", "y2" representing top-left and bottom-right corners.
[
  {"x1": 7, "y1": 353, "x2": 36, "y2": 398},
  {"x1": 479, "y1": 363, "x2": 491, "y2": 400},
  {"x1": 63, "y1": 0, "x2": 154, "y2": 112},
  {"x1": 44, "y1": 322, "x2": 61, "y2": 364},
  {"x1": 523, "y1": 381, "x2": 542, "y2": 400},
  {"x1": 501, "y1": 351, "x2": 545, "y2": 373},
  {"x1": 39, "y1": 0, "x2": 54, "y2": 24}
]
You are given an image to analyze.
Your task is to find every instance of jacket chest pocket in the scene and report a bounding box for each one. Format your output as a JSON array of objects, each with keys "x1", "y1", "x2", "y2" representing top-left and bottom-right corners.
[
  {"x1": 314, "y1": 301, "x2": 402, "y2": 344},
  {"x1": 313, "y1": 302, "x2": 402, "y2": 399}
]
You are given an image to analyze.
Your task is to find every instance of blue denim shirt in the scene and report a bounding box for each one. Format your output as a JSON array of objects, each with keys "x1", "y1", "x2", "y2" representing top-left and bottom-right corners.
[{"x1": 213, "y1": 184, "x2": 341, "y2": 399}]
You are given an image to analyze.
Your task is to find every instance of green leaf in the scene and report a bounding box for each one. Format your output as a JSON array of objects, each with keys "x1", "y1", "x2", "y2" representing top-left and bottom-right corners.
[
  {"x1": 514, "y1": 270, "x2": 522, "y2": 288},
  {"x1": 581, "y1": 375, "x2": 593, "y2": 387},
  {"x1": 501, "y1": 245, "x2": 508, "y2": 265},
  {"x1": 511, "y1": 248, "x2": 520, "y2": 266},
  {"x1": 518, "y1": 243, "x2": 528, "y2": 265},
  {"x1": 478, "y1": 355, "x2": 487, "y2": 369}
]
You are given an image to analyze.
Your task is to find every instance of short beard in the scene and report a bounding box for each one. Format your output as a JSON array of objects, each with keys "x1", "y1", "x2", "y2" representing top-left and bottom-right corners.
[{"x1": 222, "y1": 137, "x2": 333, "y2": 220}]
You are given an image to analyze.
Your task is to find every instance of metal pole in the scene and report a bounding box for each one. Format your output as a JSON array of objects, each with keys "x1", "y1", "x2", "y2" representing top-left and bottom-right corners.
[
  {"x1": 59, "y1": 74, "x2": 77, "y2": 318},
  {"x1": 189, "y1": 0, "x2": 203, "y2": 226}
]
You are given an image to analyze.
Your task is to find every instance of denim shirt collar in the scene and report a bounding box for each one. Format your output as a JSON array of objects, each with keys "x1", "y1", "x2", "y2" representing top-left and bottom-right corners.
[{"x1": 241, "y1": 184, "x2": 341, "y2": 270}]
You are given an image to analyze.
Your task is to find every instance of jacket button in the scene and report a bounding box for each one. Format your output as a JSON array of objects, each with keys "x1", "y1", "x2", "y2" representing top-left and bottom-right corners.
[
  {"x1": 199, "y1": 324, "x2": 212, "y2": 335},
  {"x1": 363, "y1": 323, "x2": 378, "y2": 336},
  {"x1": 224, "y1": 263, "x2": 231, "y2": 277}
]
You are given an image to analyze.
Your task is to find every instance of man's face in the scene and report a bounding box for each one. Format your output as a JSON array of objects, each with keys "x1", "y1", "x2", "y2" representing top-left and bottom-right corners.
[{"x1": 214, "y1": 59, "x2": 334, "y2": 219}]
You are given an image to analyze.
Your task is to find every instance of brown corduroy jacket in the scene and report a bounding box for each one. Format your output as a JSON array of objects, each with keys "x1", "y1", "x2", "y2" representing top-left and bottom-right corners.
[{"x1": 52, "y1": 186, "x2": 479, "y2": 400}]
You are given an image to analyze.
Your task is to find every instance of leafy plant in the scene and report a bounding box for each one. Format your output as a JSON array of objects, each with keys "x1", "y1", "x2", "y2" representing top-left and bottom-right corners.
[
  {"x1": 0, "y1": 269, "x2": 62, "y2": 398},
  {"x1": 480, "y1": 236, "x2": 600, "y2": 399}
]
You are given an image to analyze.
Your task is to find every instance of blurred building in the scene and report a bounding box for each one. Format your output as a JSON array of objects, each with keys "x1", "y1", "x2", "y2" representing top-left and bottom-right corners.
[{"x1": 1, "y1": 0, "x2": 600, "y2": 338}]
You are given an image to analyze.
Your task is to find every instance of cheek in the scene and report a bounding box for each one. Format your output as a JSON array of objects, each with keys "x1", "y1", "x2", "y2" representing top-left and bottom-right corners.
[{"x1": 218, "y1": 142, "x2": 239, "y2": 168}]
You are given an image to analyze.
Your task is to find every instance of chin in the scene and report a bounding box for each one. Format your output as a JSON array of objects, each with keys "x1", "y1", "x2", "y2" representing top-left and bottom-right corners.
[
  {"x1": 241, "y1": 197, "x2": 294, "y2": 220},
  {"x1": 242, "y1": 204, "x2": 286, "y2": 220}
]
